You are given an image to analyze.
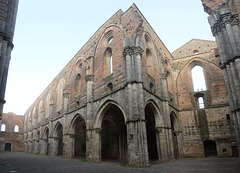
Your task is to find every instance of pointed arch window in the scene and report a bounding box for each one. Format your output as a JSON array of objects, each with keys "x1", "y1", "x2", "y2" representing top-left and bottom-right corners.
[
  {"x1": 57, "y1": 80, "x2": 64, "y2": 110},
  {"x1": 1, "y1": 124, "x2": 6, "y2": 131},
  {"x1": 191, "y1": 66, "x2": 207, "y2": 91},
  {"x1": 45, "y1": 94, "x2": 50, "y2": 118},
  {"x1": 146, "y1": 49, "x2": 154, "y2": 76},
  {"x1": 104, "y1": 48, "x2": 113, "y2": 75},
  {"x1": 14, "y1": 125, "x2": 19, "y2": 132},
  {"x1": 75, "y1": 74, "x2": 81, "y2": 92}
]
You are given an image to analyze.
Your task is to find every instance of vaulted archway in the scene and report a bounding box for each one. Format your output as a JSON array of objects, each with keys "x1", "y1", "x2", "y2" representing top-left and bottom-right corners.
[
  {"x1": 145, "y1": 103, "x2": 158, "y2": 160},
  {"x1": 72, "y1": 116, "x2": 86, "y2": 157},
  {"x1": 100, "y1": 103, "x2": 127, "y2": 160},
  {"x1": 43, "y1": 128, "x2": 49, "y2": 155},
  {"x1": 55, "y1": 124, "x2": 63, "y2": 156}
]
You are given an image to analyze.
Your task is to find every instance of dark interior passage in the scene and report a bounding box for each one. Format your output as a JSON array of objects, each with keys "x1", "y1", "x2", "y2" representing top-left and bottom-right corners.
[
  {"x1": 5, "y1": 143, "x2": 11, "y2": 151},
  {"x1": 101, "y1": 104, "x2": 127, "y2": 160},
  {"x1": 74, "y1": 117, "x2": 86, "y2": 157},
  {"x1": 145, "y1": 104, "x2": 158, "y2": 160},
  {"x1": 204, "y1": 140, "x2": 217, "y2": 157},
  {"x1": 57, "y1": 124, "x2": 63, "y2": 156}
]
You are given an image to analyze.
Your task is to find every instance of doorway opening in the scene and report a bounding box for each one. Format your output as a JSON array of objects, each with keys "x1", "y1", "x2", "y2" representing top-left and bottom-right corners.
[
  {"x1": 145, "y1": 104, "x2": 158, "y2": 160},
  {"x1": 101, "y1": 104, "x2": 127, "y2": 161},
  {"x1": 204, "y1": 140, "x2": 217, "y2": 157},
  {"x1": 73, "y1": 116, "x2": 86, "y2": 157},
  {"x1": 5, "y1": 142, "x2": 11, "y2": 151}
]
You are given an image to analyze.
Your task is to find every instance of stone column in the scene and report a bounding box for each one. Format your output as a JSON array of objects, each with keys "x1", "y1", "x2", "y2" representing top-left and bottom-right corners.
[
  {"x1": 92, "y1": 128, "x2": 102, "y2": 162},
  {"x1": 155, "y1": 127, "x2": 167, "y2": 162},
  {"x1": 39, "y1": 138, "x2": 45, "y2": 155},
  {"x1": 63, "y1": 134, "x2": 74, "y2": 158},
  {"x1": 206, "y1": 4, "x2": 240, "y2": 156},
  {"x1": 85, "y1": 56, "x2": 94, "y2": 161}
]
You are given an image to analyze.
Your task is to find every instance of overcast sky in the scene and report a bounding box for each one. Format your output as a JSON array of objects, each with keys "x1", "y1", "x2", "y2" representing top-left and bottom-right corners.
[{"x1": 3, "y1": 0, "x2": 214, "y2": 115}]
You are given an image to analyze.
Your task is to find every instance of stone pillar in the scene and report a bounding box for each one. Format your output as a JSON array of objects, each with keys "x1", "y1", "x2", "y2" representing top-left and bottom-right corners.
[
  {"x1": 127, "y1": 120, "x2": 149, "y2": 166},
  {"x1": 122, "y1": 34, "x2": 150, "y2": 166},
  {"x1": 39, "y1": 138, "x2": 45, "y2": 155},
  {"x1": 49, "y1": 137, "x2": 57, "y2": 156},
  {"x1": 205, "y1": 3, "x2": 240, "y2": 156},
  {"x1": 63, "y1": 134, "x2": 74, "y2": 158},
  {"x1": 155, "y1": 127, "x2": 167, "y2": 162},
  {"x1": 85, "y1": 56, "x2": 94, "y2": 161},
  {"x1": 0, "y1": 0, "x2": 19, "y2": 119},
  {"x1": 92, "y1": 128, "x2": 102, "y2": 162}
]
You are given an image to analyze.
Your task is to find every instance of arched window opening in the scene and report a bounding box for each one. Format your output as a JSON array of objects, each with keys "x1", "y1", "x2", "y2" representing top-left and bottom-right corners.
[
  {"x1": 45, "y1": 94, "x2": 50, "y2": 118},
  {"x1": 38, "y1": 100, "x2": 43, "y2": 123},
  {"x1": 191, "y1": 66, "x2": 207, "y2": 92},
  {"x1": 104, "y1": 48, "x2": 113, "y2": 75},
  {"x1": 146, "y1": 49, "x2": 154, "y2": 75},
  {"x1": 198, "y1": 97, "x2": 205, "y2": 109},
  {"x1": 75, "y1": 74, "x2": 81, "y2": 92},
  {"x1": 57, "y1": 80, "x2": 64, "y2": 110},
  {"x1": 108, "y1": 36, "x2": 113, "y2": 45},
  {"x1": 110, "y1": 55, "x2": 113, "y2": 74},
  {"x1": 14, "y1": 125, "x2": 19, "y2": 132},
  {"x1": 145, "y1": 34, "x2": 150, "y2": 43},
  {"x1": 1, "y1": 124, "x2": 6, "y2": 131}
]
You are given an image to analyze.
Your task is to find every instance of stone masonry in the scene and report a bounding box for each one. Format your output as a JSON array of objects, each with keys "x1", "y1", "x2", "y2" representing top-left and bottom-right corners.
[
  {"x1": 0, "y1": 112, "x2": 24, "y2": 151},
  {"x1": 202, "y1": 0, "x2": 240, "y2": 157},
  {"x1": 23, "y1": 4, "x2": 238, "y2": 167}
]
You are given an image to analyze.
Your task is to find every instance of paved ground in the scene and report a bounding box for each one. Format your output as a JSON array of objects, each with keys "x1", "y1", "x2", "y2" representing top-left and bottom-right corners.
[{"x1": 0, "y1": 152, "x2": 240, "y2": 173}]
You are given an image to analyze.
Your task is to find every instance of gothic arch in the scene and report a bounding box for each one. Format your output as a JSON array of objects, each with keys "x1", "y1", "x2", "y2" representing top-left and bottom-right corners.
[
  {"x1": 94, "y1": 100, "x2": 126, "y2": 128},
  {"x1": 53, "y1": 122, "x2": 63, "y2": 137},
  {"x1": 145, "y1": 99, "x2": 164, "y2": 127},
  {"x1": 53, "y1": 122, "x2": 64, "y2": 156},
  {"x1": 43, "y1": 127, "x2": 49, "y2": 155},
  {"x1": 69, "y1": 114, "x2": 86, "y2": 134},
  {"x1": 69, "y1": 114, "x2": 86, "y2": 157},
  {"x1": 94, "y1": 100, "x2": 127, "y2": 160},
  {"x1": 94, "y1": 25, "x2": 123, "y2": 57},
  {"x1": 56, "y1": 78, "x2": 66, "y2": 111}
]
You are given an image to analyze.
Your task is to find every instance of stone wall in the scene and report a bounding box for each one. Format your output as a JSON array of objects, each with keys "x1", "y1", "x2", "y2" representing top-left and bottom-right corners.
[{"x1": 0, "y1": 112, "x2": 24, "y2": 151}]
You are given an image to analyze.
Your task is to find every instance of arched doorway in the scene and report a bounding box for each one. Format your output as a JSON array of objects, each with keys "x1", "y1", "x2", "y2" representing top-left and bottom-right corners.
[
  {"x1": 56, "y1": 124, "x2": 63, "y2": 156},
  {"x1": 204, "y1": 140, "x2": 217, "y2": 157},
  {"x1": 101, "y1": 104, "x2": 127, "y2": 160},
  {"x1": 36, "y1": 131, "x2": 40, "y2": 153},
  {"x1": 145, "y1": 104, "x2": 158, "y2": 160},
  {"x1": 44, "y1": 128, "x2": 49, "y2": 154},
  {"x1": 170, "y1": 112, "x2": 179, "y2": 159},
  {"x1": 73, "y1": 116, "x2": 86, "y2": 157},
  {"x1": 5, "y1": 142, "x2": 11, "y2": 151}
]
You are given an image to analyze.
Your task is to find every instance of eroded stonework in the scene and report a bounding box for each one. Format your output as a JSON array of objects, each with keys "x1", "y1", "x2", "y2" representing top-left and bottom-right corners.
[{"x1": 23, "y1": 4, "x2": 238, "y2": 166}]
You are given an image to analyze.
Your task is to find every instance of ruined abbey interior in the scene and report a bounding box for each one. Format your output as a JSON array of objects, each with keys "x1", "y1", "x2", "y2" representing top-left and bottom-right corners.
[{"x1": 23, "y1": 1, "x2": 240, "y2": 166}]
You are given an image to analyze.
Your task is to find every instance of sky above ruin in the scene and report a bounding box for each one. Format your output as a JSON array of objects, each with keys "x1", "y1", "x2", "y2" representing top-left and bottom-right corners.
[{"x1": 4, "y1": 0, "x2": 214, "y2": 115}]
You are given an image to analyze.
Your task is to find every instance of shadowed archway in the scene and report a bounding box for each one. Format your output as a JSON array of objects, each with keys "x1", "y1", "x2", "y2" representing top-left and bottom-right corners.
[
  {"x1": 72, "y1": 116, "x2": 86, "y2": 157},
  {"x1": 145, "y1": 103, "x2": 158, "y2": 160},
  {"x1": 55, "y1": 124, "x2": 63, "y2": 156},
  {"x1": 101, "y1": 104, "x2": 127, "y2": 160}
]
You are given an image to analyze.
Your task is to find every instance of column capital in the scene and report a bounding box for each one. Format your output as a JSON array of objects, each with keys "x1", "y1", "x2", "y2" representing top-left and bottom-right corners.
[
  {"x1": 86, "y1": 74, "x2": 94, "y2": 82},
  {"x1": 123, "y1": 46, "x2": 144, "y2": 57}
]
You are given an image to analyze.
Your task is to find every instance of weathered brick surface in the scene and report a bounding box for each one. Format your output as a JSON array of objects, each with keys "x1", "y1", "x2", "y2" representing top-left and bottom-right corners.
[
  {"x1": 0, "y1": 112, "x2": 24, "y2": 151},
  {"x1": 22, "y1": 4, "x2": 237, "y2": 165}
]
